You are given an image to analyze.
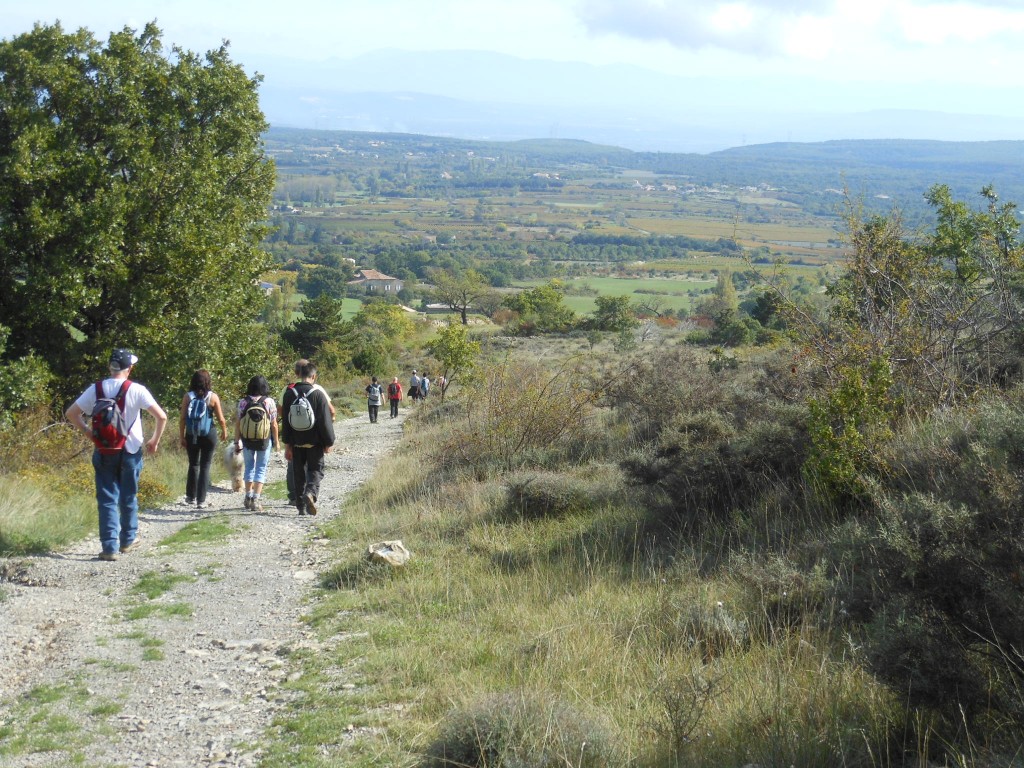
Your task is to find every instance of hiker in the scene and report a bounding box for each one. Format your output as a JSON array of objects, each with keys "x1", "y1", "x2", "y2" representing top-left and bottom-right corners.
[
  {"x1": 366, "y1": 376, "x2": 384, "y2": 423},
  {"x1": 387, "y1": 376, "x2": 403, "y2": 418},
  {"x1": 409, "y1": 369, "x2": 421, "y2": 402},
  {"x1": 282, "y1": 360, "x2": 335, "y2": 516},
  {"x1": 283, "y1": 359, "x2": 335, "y2": 506},
  {"x1": 64, "y1": 348, "x2": 168, "y2": 561},
  {"x1": 420, "y1": 374, "x2": 430, "y2": 400},
  {"x1": 178, "y1": 369, "x2": 229, "y2": 509},
  {"x1": 234, "y1": 375, "x2": 279, "y2": 513}
]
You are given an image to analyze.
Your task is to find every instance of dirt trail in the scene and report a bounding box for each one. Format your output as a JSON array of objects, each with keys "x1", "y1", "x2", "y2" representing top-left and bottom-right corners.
[{"x1": 0, "y1": 411, "x2": 405, "y2": 767}]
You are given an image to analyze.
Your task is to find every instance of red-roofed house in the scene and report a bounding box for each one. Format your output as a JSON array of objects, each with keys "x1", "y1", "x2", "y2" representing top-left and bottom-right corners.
[{"x1": 348, "y1": 269, "x2": 404, "y2": 294}]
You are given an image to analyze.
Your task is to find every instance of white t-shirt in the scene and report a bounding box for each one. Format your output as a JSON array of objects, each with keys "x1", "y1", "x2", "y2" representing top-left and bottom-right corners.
[{"x1": 74, "y1": 377, "x2": 158, "y2": 454}]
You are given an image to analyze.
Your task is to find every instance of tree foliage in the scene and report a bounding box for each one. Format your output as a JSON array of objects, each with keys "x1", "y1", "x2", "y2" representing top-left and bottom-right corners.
[
  {"x1": 430, "y1": 268, "x2": 490, "y2": 325},
  {"x1": 502, "y1": 281, "x2": 577, "y2": 335},
  {"x1": 793, "y1": 186, "x2": 1024, "y2": 410},
  {"x1": 0, "y1": 22, "x2": 276, "y2": 402},
  {"x1": 280, "y1": 294, "x2": 352, "y2": 370},
  {"x1": 590, "y1": 294, "x2": 638, "y2": 333},
  {"x1": 426, "y1": 320, "x2": 480, "y2": 399}
]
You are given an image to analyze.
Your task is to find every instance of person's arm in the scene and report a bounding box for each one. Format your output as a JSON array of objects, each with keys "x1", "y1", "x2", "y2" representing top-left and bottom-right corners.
[
  {"x1": 65, "y1": 402, "x2": 93, "y2": 441},
  {"x1": 280, "y1": 389, "x2": 293, "y2": 461},
  {"x1": 280, "y1": 388, "x2": 293, "y2": 447},
  {"x1": 179, "y1": 393, "x2": 191, "y2": 448},
  {"x1": 145, "y1": 402, "x2": 168, "y2": 454},
  {"x1": 233, "y1": 400, "x2": 242, "y2": 448},
  {"x1": 318, "y1": 392, "x2": 336, "y2": 450},
  {"x1": 211, "y1": 394, "x2": 229, "y2": 441}
]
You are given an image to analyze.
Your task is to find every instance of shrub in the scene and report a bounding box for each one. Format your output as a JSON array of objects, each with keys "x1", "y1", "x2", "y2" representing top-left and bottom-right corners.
[
  {"x1": 831, "y1": 393, "x2": 1024, "y2": 739},
  {"x1": 441, "y1": 358, "x2": 596, "y2": 476},
  {"x1": 420, "y1": 691, "x2": 618, "y2": 768},
  {"x1": 503, "y1": 469, "x2": 619, "y2": 520}
]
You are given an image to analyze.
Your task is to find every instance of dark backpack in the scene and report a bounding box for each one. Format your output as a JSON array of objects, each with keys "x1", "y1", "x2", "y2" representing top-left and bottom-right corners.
[
  {"x1": 91, "y1": 380, "x2": 132, "y2": 455},
  {"x1": 387, "y1": 382, "x2": 399, "y2": 398},
  {"x1": 239, "y1": 396, "x2": 271, "y2": 447},
  {"x1": 185, "y1": 392, "x2": 213, "y2": 443}
]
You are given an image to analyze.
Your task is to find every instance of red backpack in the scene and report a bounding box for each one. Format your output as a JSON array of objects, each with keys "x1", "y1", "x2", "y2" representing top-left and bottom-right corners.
[{"x1": 90, "y1": 380, "x2": 132, "y2": 454}]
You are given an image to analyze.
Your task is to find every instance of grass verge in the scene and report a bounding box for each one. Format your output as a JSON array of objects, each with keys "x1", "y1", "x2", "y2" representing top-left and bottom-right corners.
[{"x1": 257, "y1": 407, "x2": 912, "y2": 768}]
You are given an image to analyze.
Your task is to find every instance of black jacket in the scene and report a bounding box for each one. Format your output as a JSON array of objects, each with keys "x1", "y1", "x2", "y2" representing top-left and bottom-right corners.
[{"x1": 281, "y1": 382, "x2": 335, "y2": 447}]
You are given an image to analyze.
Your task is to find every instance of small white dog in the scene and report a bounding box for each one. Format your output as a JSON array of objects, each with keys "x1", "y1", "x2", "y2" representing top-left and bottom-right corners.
[{"x1": 223, "y1": 441, "x2": 244, "y2": 492}]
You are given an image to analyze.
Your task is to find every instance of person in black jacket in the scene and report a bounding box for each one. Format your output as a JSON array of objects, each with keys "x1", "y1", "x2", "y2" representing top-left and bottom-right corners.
[{"x1": 281, "y1": 360, "x2": 336, "y2": 516}]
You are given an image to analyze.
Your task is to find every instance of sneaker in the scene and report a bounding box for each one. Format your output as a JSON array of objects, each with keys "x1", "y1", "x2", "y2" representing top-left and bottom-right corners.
[
  {"x1": 98, "y1": 551, "x2": 118, "y2": 562},
  {"x1": 303, "y1": 492, "x2": 318, "y2": 517},
  {"x1": 119, "y1": 538, "x2": 142, "y2": 554},
  {"x1": 196, "y1": 501, "x2": 211, "y2": 510},
  {"x1": 244, "y1": 495, "x2": 254, "y2": 510},
  {"x1": 252, "y1": 497, "x2": 263, "y2": 513}
]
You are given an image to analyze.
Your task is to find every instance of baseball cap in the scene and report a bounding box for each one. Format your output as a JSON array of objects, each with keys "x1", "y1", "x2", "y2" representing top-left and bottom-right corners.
[{"x1": 109, "y1": 348, "x2": 139, "y2": 371}]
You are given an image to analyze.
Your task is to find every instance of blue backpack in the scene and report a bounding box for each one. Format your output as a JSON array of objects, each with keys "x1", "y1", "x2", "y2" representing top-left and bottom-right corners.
[{"x1": 185, "y1": 392, "x2": 213, "y2": 443}]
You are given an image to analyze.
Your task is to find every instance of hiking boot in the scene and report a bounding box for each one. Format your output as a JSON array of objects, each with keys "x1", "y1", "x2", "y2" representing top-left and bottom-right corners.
[
  {"x1": 243, "y1": 495, "x2": 253, "y2": 511},
  {"x1": 252, "y1": 497, "x2": 263, "y2": 513},
  {"x1": 303, "y1": 492, "x2": 318, "y2": 516},
  {"x1": 119, "y1": 538, "x2": 142, "y2": 554},
  {"x1": 98, "y1": 551, "x2": 118, "y2": 562},
  {"x1": 196, "y1": 501, "x2": 211, "y2": 510}
]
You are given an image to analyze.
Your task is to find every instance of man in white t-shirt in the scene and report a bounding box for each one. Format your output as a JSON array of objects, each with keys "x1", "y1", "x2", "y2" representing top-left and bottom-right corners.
[{"x1": 65, "y1": 348, "x2": 167, "y2": 561}]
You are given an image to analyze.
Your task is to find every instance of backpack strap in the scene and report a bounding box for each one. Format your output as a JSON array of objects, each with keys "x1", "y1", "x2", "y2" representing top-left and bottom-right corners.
[{"x1": 97, "y1": 379, "x2": 131, "y2": 408}]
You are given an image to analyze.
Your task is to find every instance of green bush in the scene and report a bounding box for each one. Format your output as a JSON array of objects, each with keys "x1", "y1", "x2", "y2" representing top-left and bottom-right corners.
[
  {"x1": 503, "y1": 469, "x2": 619, "y2": 520},
  {"x1": 832, "y1": 393, "x2": 1024, "y2": 738},
  {"x1": 440, "y1": 358, "x2": 595, "y2": 476},
  {"x1": 421, "y1": 691, "x2": 618, "y2": 768}
]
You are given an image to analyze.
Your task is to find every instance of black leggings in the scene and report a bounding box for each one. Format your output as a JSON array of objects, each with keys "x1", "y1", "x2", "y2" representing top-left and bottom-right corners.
[{"x1": 185, "y1": 433, "x2": 218, "y2": 503}]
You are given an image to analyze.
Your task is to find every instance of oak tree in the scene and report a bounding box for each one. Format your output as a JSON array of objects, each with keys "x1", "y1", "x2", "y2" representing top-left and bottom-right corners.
[{"x1": 0, "y1": 22, "x2": 276, "y2": 401}]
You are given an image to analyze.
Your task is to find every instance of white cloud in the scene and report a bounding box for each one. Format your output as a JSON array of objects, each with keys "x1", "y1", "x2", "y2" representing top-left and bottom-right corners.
[
  {"x1": 579, "y1": 0, "x2": 1024, "y2": 62},
  {"x1": 893, "y1": 2, "x2": 1024, "y2": 45}
]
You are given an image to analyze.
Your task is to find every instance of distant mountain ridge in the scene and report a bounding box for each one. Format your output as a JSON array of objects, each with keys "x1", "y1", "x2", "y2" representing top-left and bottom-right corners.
[
  {"x1": 265, "y1": 127, "x2": 1024, "y2": 216},
  {"x1": 251, "y1": 49, "x2": 1024, "y2": 153}
]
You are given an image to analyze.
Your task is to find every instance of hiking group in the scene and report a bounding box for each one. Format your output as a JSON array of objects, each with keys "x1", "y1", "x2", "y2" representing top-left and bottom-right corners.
[{"x1": 65, "y1": 350, "x2": 340, "y2": 561}]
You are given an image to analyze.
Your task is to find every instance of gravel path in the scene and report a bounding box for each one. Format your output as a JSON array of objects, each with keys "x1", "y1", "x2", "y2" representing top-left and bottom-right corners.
[{"x1": 0, "y1": 411, "x2": 405, "y2": 767}]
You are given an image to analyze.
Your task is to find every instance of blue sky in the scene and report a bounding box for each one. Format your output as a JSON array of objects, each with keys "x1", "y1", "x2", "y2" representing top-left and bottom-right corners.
[{"x1": 3, "y1": 1, "x2": 1024, "y2": 130}]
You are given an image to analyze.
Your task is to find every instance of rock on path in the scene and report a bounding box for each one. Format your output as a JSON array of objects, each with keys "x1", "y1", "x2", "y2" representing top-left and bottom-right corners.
[{"x1": 0, "y1": 411, "x2": 405, "y2": 767}]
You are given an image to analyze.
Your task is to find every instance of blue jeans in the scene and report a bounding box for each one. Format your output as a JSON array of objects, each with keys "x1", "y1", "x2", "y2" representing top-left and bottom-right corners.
[
  {"x1": 243, "y1": 444, "x2": 271, "y2": 484},
  {"x1": 92, "y1": 448, "x2": 143, "y2": 555}
]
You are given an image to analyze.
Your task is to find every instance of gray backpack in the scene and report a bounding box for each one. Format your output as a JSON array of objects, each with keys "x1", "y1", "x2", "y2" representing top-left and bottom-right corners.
[{"x1": 288, "y1": 385, "x2": 316, "y2": 432}]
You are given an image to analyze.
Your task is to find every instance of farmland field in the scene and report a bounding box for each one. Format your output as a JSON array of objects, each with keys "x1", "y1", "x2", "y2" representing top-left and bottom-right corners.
[{"x1": 263, "y1": 129, "x2": 856, "y2": 318}]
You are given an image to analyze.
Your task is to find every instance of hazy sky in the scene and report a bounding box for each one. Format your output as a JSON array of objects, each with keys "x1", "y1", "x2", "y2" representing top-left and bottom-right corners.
[{"x1": 2, "y1": 0, "x2": 1024, "y2": 112}]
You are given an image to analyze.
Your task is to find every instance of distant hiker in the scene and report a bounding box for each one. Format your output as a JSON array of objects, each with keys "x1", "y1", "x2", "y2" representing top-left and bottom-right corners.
[
  {"x1": 282, "y1": 360, "x2": 336, "y2": 516},
  {"x1": 387, "y1": 376, "x2": 403, "y2": 418},
  {"x1": 64, "y1": 348, "x2": 168, "y2": 561},
  {"x1": 366, "y1": 376, "x2": 384, "y2": 423},
  {"x1": 420, "y1": 374, "x2": 430, "y2": 400},
  {"x1": 283, "y1": 358, "x2": 334, "y2": 505},
  {"x1": 409, "y1": 369, "x2": 421, "y2": 402},
  {"x1": 234, "y1": 375, "x2": 279, "y2": 513},
  {"x1": 178, "y1": 369, "x2": 229, "y2": 509}
]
